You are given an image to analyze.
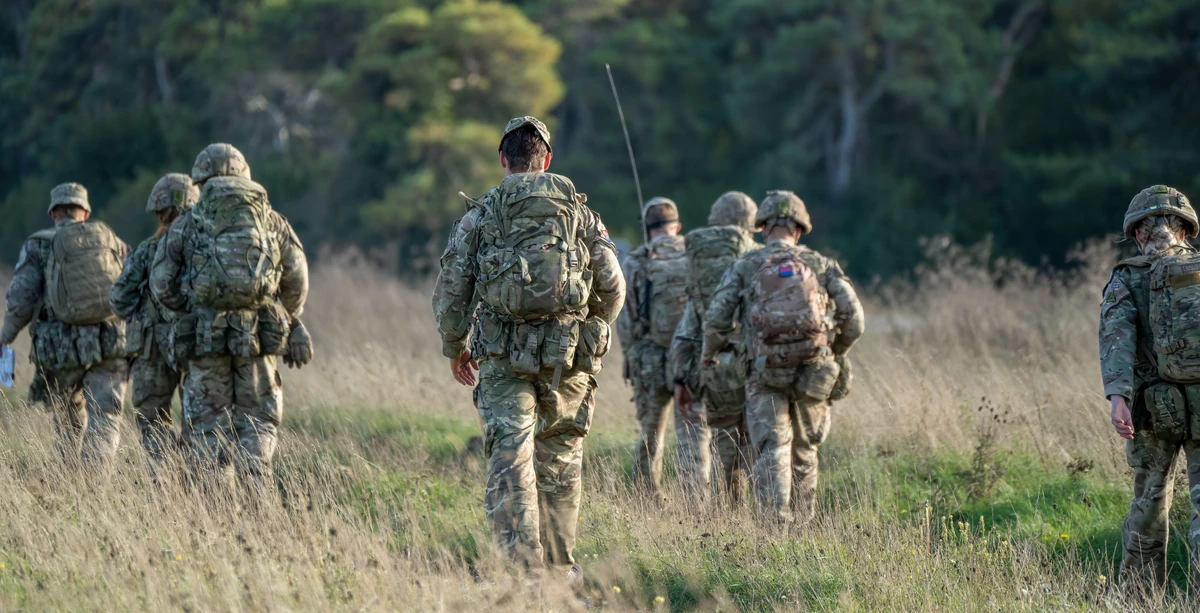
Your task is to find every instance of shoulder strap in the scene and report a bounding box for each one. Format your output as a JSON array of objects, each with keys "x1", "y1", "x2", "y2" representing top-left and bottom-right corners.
[
  {"x1": 1116, "y1": 254, "x2": 1153, "y2": 269},
  {"x1": 30, "y1": 228, "x2": 57, "y2": 243}
]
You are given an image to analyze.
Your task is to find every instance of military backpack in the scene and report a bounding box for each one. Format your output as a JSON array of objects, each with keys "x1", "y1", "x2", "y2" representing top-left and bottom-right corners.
[
  {"x1": 45, "y1": 222, "x2": 124, "y2": 325},
  {"x1": 475, "y1": 173, "x2": 592, "y2": 321},
  {"x1": 685, "y1": 226, "x2": 747, "y2": 317},
  {"x1": 640, "y1": 237, "x2": 689, "y2": 348},
  {"x1": 188, "y1": 177, "x2": 282, "y2": 311},
  {"x1": 748, "y1": 248, "x2": 828, "y2": 367}
]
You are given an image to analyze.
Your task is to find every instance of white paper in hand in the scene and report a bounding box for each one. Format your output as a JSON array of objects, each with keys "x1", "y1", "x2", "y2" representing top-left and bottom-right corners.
[{"x1": 0, "y1": 345, "x2": 14, "y2": 388}]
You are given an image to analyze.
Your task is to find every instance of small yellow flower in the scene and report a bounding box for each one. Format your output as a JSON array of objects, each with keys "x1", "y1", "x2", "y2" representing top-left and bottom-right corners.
[
  {"x1": 175, "y1": 554, "x2": 183, "y2": 561},
  {"x1": 655, "y1": 596, "x2": 666, "y2": 604},
  {"x1": 1099, "y1": 575, "x2": 1107, "y2": 584},
  {"x1": 0, "y1": 563, "x2": 5, "y2": 570},
  {"x1": 613, "y1": 586, "x2": 622, "y2": 594},
  {"x1": 908, "y1": 574, "x2": 914, "y2": 580},
  {"x1": 1059, "y1": 533, "x2": 1069, "y2": 541}
]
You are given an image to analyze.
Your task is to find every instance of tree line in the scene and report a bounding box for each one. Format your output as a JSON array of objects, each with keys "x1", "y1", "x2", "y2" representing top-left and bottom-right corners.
[{"x1": 2, "y1": 0, "x2": 1197, "y2": 277}]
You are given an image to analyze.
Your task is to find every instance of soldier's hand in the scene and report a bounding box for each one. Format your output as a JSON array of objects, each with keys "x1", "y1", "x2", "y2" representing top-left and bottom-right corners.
[
  {"x1": 286, "y1": 320, "x2": 314, "y2": 368},
  {"x1": 1110, "y1": 395, "x2": 1135, "y2": 440},
  {"x1": 674, "y1": 383, "x2": 695, "y2": 419},
  {"x1": 451, "y1": 350, "x2": 478, "y2": 387}
]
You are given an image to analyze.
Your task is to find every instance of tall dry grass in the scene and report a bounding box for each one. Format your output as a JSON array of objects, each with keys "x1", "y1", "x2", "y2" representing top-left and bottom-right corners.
[{"x1": 0, "y1": 239, "x2": 1174, "y2": 611}]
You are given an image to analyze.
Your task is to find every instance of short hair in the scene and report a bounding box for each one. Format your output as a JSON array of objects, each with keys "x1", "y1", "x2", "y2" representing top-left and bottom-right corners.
[{"x1": 500, "y1": 124, "x2": 550, "y2": 172}]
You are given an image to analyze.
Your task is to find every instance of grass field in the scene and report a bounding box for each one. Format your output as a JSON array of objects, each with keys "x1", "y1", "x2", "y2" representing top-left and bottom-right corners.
[{"x1": 0, "y1": 241, "x2": 1196, "y2": 611}]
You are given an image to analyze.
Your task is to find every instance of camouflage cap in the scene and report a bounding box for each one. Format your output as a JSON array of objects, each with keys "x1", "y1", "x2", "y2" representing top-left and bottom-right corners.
[
  {"x1": 755, "y1": 190, "x2": 812, "y2": 235},
  {"x1": 708, "y1": 191, "x2": 758, "y2": 230},
  {"x1": 499, "y1": 116, "x2": 552, "y2": 152},
  {"x1": 146, "y1": 173, "x2": 200, "y2": 213},
  {"x1": 1124, "y1": 185, "x2": 1199, "y2": 238},
  {"x1": 643, "y1": 196, "x2": 680, "y2": 229},
  {"x1": 191, "y1": 143, "x2": 251, "y2": 183},
  {"x1": 48, "y1": 182, "x2": 90, "y2": 214}
]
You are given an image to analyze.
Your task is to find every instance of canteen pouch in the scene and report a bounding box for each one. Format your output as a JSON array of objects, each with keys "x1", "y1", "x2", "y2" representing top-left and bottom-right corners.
[
  {"x1": 1145, "y1": 383, "x2": 1189, "y2": 442},
  {"x1": 478, "y1": 317, "x2": 509, "y2": 358},
  {"x1": 257, "y1": 304, "x2": 289, "y2": 356},
  {"x1": 510, "y1": 323, "x2": 542, "y2": 375},
  {"x1": 170, "y1": 315, "x2": 197, "y2": 364},
  {"x1": 703, "y1": 349, "x2": 748, "y2": 407},
  {"x1": 796, "y1": 357, "x2": 840, "y2": 402},
  {"x1": 576, "y1": 318, "x2": 610, "y2": 375},
  {"x1": 225, "y1": 310, "x2": 261, "y2": 358}
]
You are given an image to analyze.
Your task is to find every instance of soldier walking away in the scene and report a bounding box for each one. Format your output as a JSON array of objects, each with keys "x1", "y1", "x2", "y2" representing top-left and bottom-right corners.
[
  {"x1": 671, "y1": 191, "x2": 761, "y2": 504},
  {"x1": 617, "y1": 198, "x2": 695, "y2": 496},
  {"x1": 110, "y1": 173, "x2": 199, "y2": 470},
  {"x1": 150, "y1": 144, "x2": 312, "y2": 491},
  {"x1": 1100, "y1": 185, "x2": 1200, "y2": 587},
  {"x1": 432, "y1": 116, "x2": 625, "y2": 579},
  {"x1": 703, "y1": 191, "x2": 863, "y2": 524},
  {"x1": 0, "y1": 183, "x2": 130, "y2": 469}
]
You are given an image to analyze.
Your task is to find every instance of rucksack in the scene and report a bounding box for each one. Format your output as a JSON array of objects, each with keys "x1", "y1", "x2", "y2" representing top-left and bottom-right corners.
[
  {"x1": 641, "y1": 237, "x2": 689, "y2": 347},
  {"x1": 748, "y1": 248, "x2": 828, "y2": 367},
  {"x1": 45, "y1": 222, "x2": 124, "y2": 325},
  {"x1": 1148, "y1": 252, "x2": 1200, "y2": 383},
  {"x1": 188, "y1": 177, "x2": 282, "y2": 311},
  {"x1": 476, "y1": 173, "x2": 592, "y2": 320},
  {"x1": 685, "y1": 225, "x2": 749, "y2": 317}
]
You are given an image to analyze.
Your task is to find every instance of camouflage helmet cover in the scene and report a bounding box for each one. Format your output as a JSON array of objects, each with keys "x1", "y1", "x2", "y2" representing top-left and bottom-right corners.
[
  {"x1": 643, "y1": 196, "x2": 680, "y2": 228},
  {"x1": 147, "y1": 173, "x2": 200, "y2": 213},
  {"x1": 48, "y1": 182, "x2": 91, "y2": 214},
  {"x1": 499, "y1": 116, "x2": 552, "y2": 152},
  {"x1": 708, "y1": 191, "x2": 758, "y2": 230},
  {"x1": 755, "y1": 190, "x2": 812, "y2": 234},
  {"x1": 1123, "y1": 185, "x2": 1199, "y2": 238},
  {"x1": 191, "y1": 143, "x2": 251, "y2": 183}
]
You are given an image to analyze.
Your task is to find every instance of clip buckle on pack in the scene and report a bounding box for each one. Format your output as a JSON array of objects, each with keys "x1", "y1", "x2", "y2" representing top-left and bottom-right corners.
[{"x1": 550, "y1": 331, "x2": 571, "y2": 391}]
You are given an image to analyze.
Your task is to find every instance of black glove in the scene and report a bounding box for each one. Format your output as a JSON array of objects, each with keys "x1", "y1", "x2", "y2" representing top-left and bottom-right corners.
[
  {"x1": 829, "y1": 355, "x2": 853, "y2": 401},
  {"x1": 284, "y1": 320, "x2": 314, "y2": 369}
]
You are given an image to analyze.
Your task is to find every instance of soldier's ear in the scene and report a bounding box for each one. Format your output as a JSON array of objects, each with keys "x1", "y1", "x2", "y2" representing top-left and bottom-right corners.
[
  {"x1": 541, "y1": 151, "x2": 553, "y2": 171},
  {"x1": 499, "y1": 151, "x2": 509, "y2": 170}
]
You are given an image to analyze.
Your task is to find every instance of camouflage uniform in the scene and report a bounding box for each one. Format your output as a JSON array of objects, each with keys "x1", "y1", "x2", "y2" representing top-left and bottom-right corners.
[
  {"x1": 433, "y1": 116, "x2": 625, "y2": 572},
  {"x1": 110, "y1": 173, "x2": 199, "y2": 463},
  {"x1": 1, "y1": 183, "x2": 130, "y2": 467},
  {"x1": 671, "y1": 192, "x2": 761, "y2": 504},
  {"x1": 150, "y1": 145, "x2": 310, "y2": 484},
  {"x1": 618, "y1": 198, "x2": 701, "y2": 495},
  {"x1": 1099, "y1": 185, "x2": 1200, "y2": 586},
  {"x1": 703, "y1": 192, "x2": 864, "y2": 523}
]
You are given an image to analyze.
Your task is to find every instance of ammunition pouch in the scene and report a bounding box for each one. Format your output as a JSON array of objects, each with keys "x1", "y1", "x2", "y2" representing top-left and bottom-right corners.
[
  {"x1": 702, "y1": 348, "x2": 748, "y2": 408},
  {"x1": 31, "y1": 319, "x2": 127, "y2": 370},
  {"x1": 169, "y1": 304, "x2": 290, "y2": 363},
  {"x1": 576, "y1": 318, "x2": 611, "y2": 375},
  {"x1": 1144, "y1": 383, "x2": 1189, "y2": 442}
]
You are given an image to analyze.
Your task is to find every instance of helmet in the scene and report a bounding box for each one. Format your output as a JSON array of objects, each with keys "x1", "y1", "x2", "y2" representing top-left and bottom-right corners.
[
  {"x1": 708, "y1": 191, "x2": 757, "y2": 230},
  {"x1": 48, "y1": 182, "x2": 91, "y2": 214},
  {"x1": 146, "y1": 173, "x2": 200, "y2": 214},
  {"x1": 499, "y1": 116, "x2": 552, "y2": 152},
  {"x1": 642, "y1": 196, "x2": 679, "y2": 229},
  {"x1": 1124, "y1": 185, "x2": 1198, "y2": 238},
  {"x1": 191, "y1": 143, "x2": 251, "y2": 183},
  {"x1": 755, "y1": 190, "x2": 812, "y2": 234}
]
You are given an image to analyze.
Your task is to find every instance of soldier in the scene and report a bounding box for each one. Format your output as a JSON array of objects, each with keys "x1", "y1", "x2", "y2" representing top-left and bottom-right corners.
[
  {"x1": 671, "y1": 191, "x2": 761, "y2": 504},
  {"x1": 110, "y1": 173, "x2": 199, "y2": 467},
  {"x1": 432, "y1": 116, "x2": 625, "y2": 577},
  {"x1": 1100, "y1": 185, "x2": 1200, "y2": 586},
  {"x1": 703, "y1": 191, "x2": 863, "y2": 524},
  {"x1": 617, "y1": 198, "x2": 696, "y2": 496},
  {"x1": 150, "y1": 144, "x2": 312, "y2": 489},
  {"x1": 0, "y1": 183, "x2": 130, "y2": 467}
]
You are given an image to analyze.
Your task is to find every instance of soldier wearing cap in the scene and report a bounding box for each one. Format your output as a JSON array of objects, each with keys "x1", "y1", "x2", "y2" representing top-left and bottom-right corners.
[
  {"x1": 703, "y1": 190, "x2": 864, "y2": 524},
  {"x1": 432, "y1": 116, "x2": 625, "y2": 579},
  {"x1": 1099, "y1": 185, "x2": 1200, "y2": 586},
  {"x1": 110, "y1": 173, "x2": 200, "y2": 468},
  {"x1": 617, "y1": 197, "x2": 702, "y2": 497},
  {"x1": 0, "y1": 183, "x2": 130, "y2": 467}
]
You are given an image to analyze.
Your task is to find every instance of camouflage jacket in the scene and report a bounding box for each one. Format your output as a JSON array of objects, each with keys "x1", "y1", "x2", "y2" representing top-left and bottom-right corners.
[
  {"x1": 2, "y1": 218, "x2": 130, "y2": 364},
  {"x1": 616, "y1": 234, "x2": 686, "y2": 352},
  {"x1": 149, "y1": 207, "x2": 309, "y2": 323},
  {"x1": 1099, "y1": 254, "x2": 1163, "y2": 402},
  {"x1": 110, "y1": 235, "x2": 171, "y2": 355},
  {"x1": 432, "y1": 174, "x2": 626, "y2": 360},
  {"x1": 702, "y1": 239, "x2": 865, "y2": 362}
]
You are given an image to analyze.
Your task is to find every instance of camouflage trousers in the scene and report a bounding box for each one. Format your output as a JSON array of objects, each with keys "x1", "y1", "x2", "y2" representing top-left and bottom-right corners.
[
  {"x1": 631, "y1": 343, "x2": 709, "y2": 497},
  {"x1": 476, "y1": 359, "x2": 595, "y2": 571},
  {"x1": 745, "y1": 358, "x2": 839, "y2": 524},
  {"x1": 36, "y1": 358, "x2": 129, "y2": 468},
  {"x1": 181, "y1": 354, "x2": 283, "y2": 484},
  {"x1": 1121, "y1": 431, "x2": 1200, "y2": 586},
  {"x1": 705, "y1": 399, "x2": 751, "y2": 505},
  {"x1": 131, "y1": 350, "x2": 182, "y2": 463}
]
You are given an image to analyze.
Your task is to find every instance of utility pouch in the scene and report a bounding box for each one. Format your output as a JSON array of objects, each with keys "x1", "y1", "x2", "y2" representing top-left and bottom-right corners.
[
  {"x1": 542, "y1": 320, "x2": 579, "y2": 390},
  {"x1": 703, "y1": 350, "x2": 748, "y2": 407},
  {"x1": 753, "y1": 355, "x2": 797, "y2": 390},
  {"x1": 478, "y1": 317, "x2": 509, "y2": 358},
  {"x1": 125, "y1": 317, "x2": 145, "y2": 357},
  {"x1": 99, "y1": 318, "x2": 127, "y2": 361},
  {"x1": 170, "y1": 314, "x2": 197, "y2": 364},
  {"x1": 576, "y1": 318, "x2": 610, "y2": 375},
  {"x1": 257, "y1": 304, "x2": 289, "y2": 356},
  {"x1": 1144, "y1": 383, "x2": 1189, "y2": 442},
  {"x1": 194, "y1": 313, "x2": 230, "y2": 358},
  {"x1": 510, "y1": 323, "x2": 542, "y2": 375},
  {"x1": 226, "y1": 309, "x2": 261, "y2": 358},
  {"x1": 796, "y1": 357, "x2": 840, "y2": 402},
  {"x1": 74, "y1": 325, "x2": 103, "y2": 367}
]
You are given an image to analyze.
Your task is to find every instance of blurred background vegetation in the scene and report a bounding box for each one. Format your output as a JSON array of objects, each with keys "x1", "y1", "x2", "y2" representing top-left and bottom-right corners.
[{"x1": 1, "y1": 0, "x2": 1197, "y2": 277}]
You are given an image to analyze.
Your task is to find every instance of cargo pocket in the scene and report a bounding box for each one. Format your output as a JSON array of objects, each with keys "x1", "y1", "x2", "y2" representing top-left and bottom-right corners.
[
  {"x1": 573, "y1": 376, "x2": 597, "y2": 436},
  {"x1": 1144, "y1": 383, "x2": 1189, "y2": 442}
]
